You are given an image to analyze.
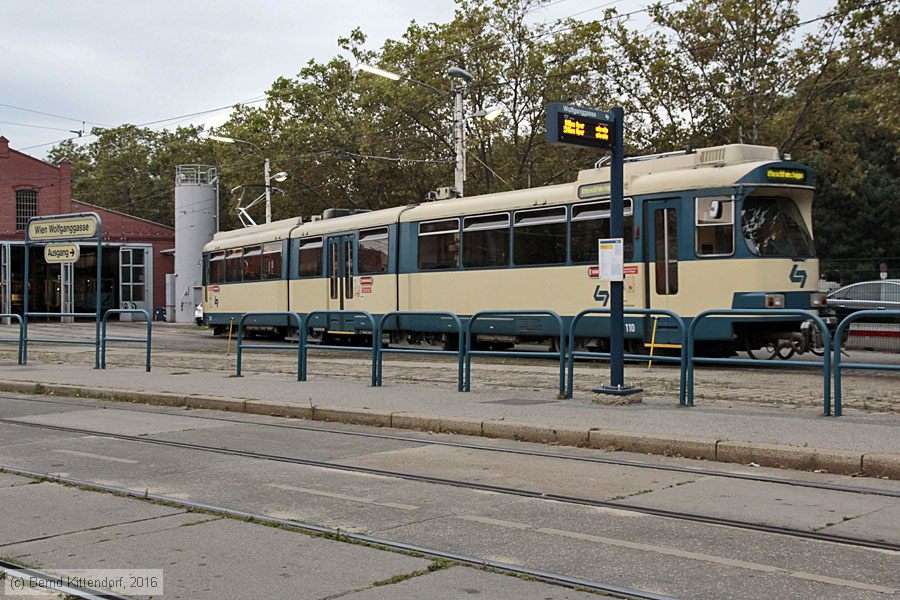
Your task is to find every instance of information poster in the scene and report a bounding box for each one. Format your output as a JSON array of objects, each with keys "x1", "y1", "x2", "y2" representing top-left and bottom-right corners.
[{"x1": 598, "y1": 238, "x2": 624, "y2": 282}]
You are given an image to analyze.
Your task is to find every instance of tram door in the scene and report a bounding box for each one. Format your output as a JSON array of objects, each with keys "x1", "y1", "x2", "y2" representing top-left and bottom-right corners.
[
  {"x1": 326, "y1": 234, "x2": 355, "y2": 331},
  {"x1": 644, "y1": 199, "x2": 680, "y2": 312}
]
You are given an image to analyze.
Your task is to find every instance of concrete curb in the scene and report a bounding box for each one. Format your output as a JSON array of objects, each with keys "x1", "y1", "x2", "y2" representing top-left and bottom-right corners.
[{"x1": 0, "y1": 379, "x2": 897, "y2": 479}]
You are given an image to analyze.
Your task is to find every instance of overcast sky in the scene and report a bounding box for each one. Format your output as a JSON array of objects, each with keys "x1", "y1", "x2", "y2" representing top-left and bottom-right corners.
[{"x1": 2, "y1": 0, "x2": 834, "y2": 160}]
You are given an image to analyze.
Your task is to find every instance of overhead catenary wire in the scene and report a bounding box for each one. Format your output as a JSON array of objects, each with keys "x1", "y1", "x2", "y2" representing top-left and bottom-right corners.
[{"x1": 17, "y1": 0, "x2": 880, "y2": 157}]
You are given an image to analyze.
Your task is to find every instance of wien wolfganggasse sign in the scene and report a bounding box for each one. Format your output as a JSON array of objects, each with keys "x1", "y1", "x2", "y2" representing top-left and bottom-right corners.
[{"x1": 28, "y1": 216, "x2": 98, "y2": 240}]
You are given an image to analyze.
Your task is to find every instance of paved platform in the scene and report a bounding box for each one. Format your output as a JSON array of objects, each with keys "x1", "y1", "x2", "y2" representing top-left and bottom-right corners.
[
  {"x1": 0, "y1": 473, "x2": 594, "y2": 599},
  {"x1": 0, "y1": 362, "x2": 897, "y2": 477}
]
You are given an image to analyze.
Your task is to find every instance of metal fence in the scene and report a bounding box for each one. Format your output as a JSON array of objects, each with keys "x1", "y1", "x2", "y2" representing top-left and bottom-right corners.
[
  {"x1": 819, "y1": 257, "x2": 900, "y2": 287},
  {"x1": 833, "y1": 310, "x2": 900, "y2": 417},
  {"x1": 100, "y1": 309, "x2": 152, "y2": 372},
  {"x1": 8, "y1": 304, "x2": 883, "y2": 419},
  {"x1": 375, "y1": 311, "x2": 465, "y2": 390}
]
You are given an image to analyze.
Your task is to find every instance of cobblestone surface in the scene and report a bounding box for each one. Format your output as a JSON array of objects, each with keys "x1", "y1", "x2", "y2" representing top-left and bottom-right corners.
[{"x1": 2, "y1": 322, "x2": 897, "y2": 412}]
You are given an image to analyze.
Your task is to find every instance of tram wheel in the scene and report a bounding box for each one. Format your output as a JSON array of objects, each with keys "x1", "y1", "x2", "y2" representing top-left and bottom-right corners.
[{"x1": 745, "y1": 340, "x2": 795, "y2": 360}]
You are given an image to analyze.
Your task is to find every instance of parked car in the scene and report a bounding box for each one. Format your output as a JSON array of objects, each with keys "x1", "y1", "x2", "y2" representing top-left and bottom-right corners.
[{"x1": 826, "y1": 279, "x2": 900, "y2": 321}]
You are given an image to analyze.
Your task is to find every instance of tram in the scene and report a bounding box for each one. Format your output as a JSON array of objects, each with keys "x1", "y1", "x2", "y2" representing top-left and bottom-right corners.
[{"x1": 201, "y1": 143, "x2": 827, "y2": 356}]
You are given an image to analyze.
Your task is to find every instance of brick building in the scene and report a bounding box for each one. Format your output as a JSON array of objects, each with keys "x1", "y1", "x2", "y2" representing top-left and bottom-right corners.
[{"x1": 0, "y1": 136, "x2": 174, "y2": 316}]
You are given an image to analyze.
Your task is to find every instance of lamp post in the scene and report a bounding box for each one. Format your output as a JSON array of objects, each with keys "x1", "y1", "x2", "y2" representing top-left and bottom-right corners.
[
  {"x1": 208, "y1": 135, "x2": 287, "y2": 224},
  {"x1": 356, "y1": 64, "x2": 502, "y2": 198}
]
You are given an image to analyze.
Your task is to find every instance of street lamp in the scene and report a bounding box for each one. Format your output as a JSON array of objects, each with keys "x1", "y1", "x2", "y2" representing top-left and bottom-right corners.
[
  {"x1": 208, "y1": 135, "x2": 287, "y2": 224},
  {"x1": 355, "y1": 63, "x2": 503, "y2": 198}
]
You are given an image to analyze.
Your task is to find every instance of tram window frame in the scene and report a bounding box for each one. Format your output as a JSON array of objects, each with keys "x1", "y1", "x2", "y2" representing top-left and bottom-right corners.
[
  {"x1": 655, "y1": 207, "x2": 679, "y2": 295},
  {"x1": 343, "y1": 238, "x2": 354, "y2": 299},
  {"x1": 570, "y1": 198, "x2": 634, "y2": 263},
  {"x1": 225, "y1": 248, "x2": 243, "y2": 283},
  {"x1": 358, "y1": 227, "x2": 389, "y2": 275},
  {"x1": 242, "y1": 245, "x2": 262, "y2": 281},
  {"x1": 463, "y1": 212, "x2": 510, "y2": 269},
  {"x1": 513, "y1": 206, "x2": 567, "y2": 266},
  {"x1": 329, "y1": 242, "x2": 339, "y2": 299},
  {"x1": 298, "y1": 237, "x2": 324, "y2": 278},
  {"x1": 417, "y1": 218, "x2": 460, "y2": 271},
  {"x1": 695, "y1": 196, "x2": 735, "y2": 257},
  {"x1": 261, "y1": 242, "x2": 283, "y2": 280},
  {"x1": 208, "y1": 252, "x2": 225, "y2": 284}
]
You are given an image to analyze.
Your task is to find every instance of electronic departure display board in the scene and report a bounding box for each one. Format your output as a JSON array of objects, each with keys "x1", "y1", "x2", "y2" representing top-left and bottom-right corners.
[{"x1": 546, "y1": 103, "x2": 615, "y2": 151}]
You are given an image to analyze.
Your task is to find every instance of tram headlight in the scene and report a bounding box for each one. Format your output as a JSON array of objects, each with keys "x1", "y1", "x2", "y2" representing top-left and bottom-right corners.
[
  {"x1": 810, "y1": 292, "x2": 827, "y2": 307},
  {"x1": 764, "y1": 293, "x2": 785, "y2": 309}
]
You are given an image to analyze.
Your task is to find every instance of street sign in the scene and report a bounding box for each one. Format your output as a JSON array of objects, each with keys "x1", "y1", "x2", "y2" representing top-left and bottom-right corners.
[
  {"x1": 44, "y1": 243, "x2": 80, "y2": 264},
  {"x1": 28, "y1": 216, "x2": 98, "y2": 240},
  {"x1": 546, "y1": 103, "x2": 615, "y2": 151}
]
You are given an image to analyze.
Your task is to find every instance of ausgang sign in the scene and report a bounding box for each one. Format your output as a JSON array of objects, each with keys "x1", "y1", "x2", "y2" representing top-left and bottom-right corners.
[
  {"x1": 28, "y1": 216, "x2": 98, "y2": 240},
  {"x1": 44, "y1": 243, "x2": 81, "y2": 264}
]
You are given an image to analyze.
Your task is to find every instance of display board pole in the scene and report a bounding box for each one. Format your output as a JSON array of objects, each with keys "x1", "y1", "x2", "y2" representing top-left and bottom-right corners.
[
  {"x1": 608, "y1": 106, "x2": 626, "y2": 389},
  {"x1": 545, "y1": 102, "x2": 641, "y2": 398}
]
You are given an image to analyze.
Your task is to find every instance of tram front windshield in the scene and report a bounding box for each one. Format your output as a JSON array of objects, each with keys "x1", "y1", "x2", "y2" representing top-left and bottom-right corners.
[{"x1": 741, "y1": 196, "x2": 815, "y2": 258}]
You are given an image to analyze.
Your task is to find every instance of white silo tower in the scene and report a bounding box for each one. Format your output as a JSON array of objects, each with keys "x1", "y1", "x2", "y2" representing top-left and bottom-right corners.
[{"x1": 171, "y1": 165, "x2": 218, "y2": 323}]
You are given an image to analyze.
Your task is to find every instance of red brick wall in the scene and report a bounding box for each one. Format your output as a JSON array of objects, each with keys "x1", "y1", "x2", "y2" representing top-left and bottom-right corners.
[{"x1": 0, "y1": 137, "x2": 175, "y2": 309}]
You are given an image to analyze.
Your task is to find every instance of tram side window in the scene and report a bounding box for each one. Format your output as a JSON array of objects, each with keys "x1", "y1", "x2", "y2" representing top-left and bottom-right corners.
[
  {"x1": 242, "y1": 246, "x2": 262, "y2": 281},
  {"x1": 695, "y1": 197, "x2": 734, "y2": 256},
  {"x1": 513, "y1": 207, "x2": 567, "y2": 266},
  {"x1": 418, "y1": 219, "x2": 460, "y2": 270},
  {"x1": 358, "y1": 227, "x2": 389, "y2": 274},
  {"x1": 298, "y1": 237, "x2": 323, "y2": 278},
  {"x1": 225, "y1": 249, "x2": 243, "y2": 283},
  {"x1": 262, "y1": 242, "x2": 282, "y2": 280},
  {"x1": 571, "y1": 199, "x2": 633, "y2": 263},
  {"x1": 208, "y1": 252, "x2": 225, "y2": 284},
  {"x1": 463, "y1": 213, "x2": 510, "y2": 268}
]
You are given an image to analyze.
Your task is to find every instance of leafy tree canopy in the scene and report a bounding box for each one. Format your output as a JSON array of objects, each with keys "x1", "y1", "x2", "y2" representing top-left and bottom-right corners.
[{"x1": 48, "y1": 0, "x2": 898, "y2": 259}]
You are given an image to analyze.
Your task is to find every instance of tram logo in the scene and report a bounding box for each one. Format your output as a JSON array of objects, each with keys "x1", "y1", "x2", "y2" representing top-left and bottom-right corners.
[
  {"x1": 593, "y1": 287, "x2": 610, "y2": 306},
  {"x1": 789, "y1": 264, "x2": 807, "y2": 287}
]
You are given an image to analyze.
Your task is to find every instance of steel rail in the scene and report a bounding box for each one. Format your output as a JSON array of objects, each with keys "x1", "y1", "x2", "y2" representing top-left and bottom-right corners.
[
  {"x1": 0, "y1": 466, "x2": 672, "y2": 600},
  {"x1": 2, "y1": 393, "x2": 898, "y2": 499},
  {"x1": 2, "y1": 419, "x2": 897, "y2": 552},
  {"x1": 0, "y1": 558, "x2": 130, "y2": 600}
]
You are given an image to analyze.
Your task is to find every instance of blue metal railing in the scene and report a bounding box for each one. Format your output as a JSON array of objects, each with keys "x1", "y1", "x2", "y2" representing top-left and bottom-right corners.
[
  {"x1": 0, "y1": 314, "x2": 24, "y2": 365},
  {"x1": 464, "y1": 310, "x2": 566, "y2": 396},
  {"x1": 301, "y1": 310, "x2": 378, "y2": 386},
  {"x1": 235, "y1": 312, "x2": 304, "y2": 380},
  {"x1": 375, "y1": 311, "x2": 464, "y2": 390},
  {"x1": 687, "y1": 309, "x2": 832, "y2": 414},
  {"x1": 833, "y1": 309, "x2": 900, "y2": 417},
  {"x1": 566, "y1": 308, "x2": 686, "y2": 403},
  {"x1": 101, "y1": 309, "x2": 152, "y2": 372}
]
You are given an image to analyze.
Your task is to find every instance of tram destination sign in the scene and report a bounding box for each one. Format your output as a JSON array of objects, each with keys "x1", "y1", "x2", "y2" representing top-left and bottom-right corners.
[
  {"x1": 44, "y1": 243, "x2": 80, "y2": 264},
  {"x1": 546, "y1": 103, "x2": 615, "y2": 151},
  {"x1": 28, "y1": 216, "x2": 98, "y2": 240}
]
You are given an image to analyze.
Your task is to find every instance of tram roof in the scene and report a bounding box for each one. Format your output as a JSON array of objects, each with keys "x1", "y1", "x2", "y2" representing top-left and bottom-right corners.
[
  {"x1": 206, "y1": 216, "x2": 302, "y2": 250},
  {"x1": 205, "y1": 144, "x2": 807, "y2": 249}
]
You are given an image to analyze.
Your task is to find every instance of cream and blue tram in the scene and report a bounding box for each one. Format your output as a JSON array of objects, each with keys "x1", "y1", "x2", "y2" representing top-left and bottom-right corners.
[{"x1": 202, "y1": 144, "x2": 826, "y2": 354}]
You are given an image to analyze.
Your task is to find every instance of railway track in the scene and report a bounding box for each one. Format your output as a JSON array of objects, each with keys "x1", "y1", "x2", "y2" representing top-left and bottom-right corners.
[
  {"x1": 1, "y1": 466, "x2": 674, "y2": 600},
  {"x1": 0, "y1": 558, "x2": 130, "y2": 600},
  {"x1": 2, "y1": 416, "x2": 898, "y2": 552},
  {"x1": 4, "y1": 393, "x2": 898, "y2": 499}
]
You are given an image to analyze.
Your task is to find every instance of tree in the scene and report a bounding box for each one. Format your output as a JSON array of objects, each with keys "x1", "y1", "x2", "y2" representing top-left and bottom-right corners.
[{"x1": 47, "y1": 0, "x2": 898, "y2": 262}]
